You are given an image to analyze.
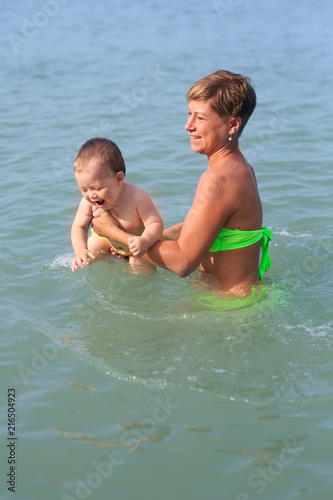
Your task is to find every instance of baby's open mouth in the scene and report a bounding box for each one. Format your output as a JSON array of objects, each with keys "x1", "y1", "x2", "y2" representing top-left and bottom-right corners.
[{"x1": 95, "y1": 200, "x2": 105, "y2": 207}]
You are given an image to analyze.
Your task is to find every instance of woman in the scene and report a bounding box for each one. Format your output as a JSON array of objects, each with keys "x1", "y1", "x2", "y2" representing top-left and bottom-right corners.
[{"x1": 92, "y1": 70, "x2": 272, "y2": 294}]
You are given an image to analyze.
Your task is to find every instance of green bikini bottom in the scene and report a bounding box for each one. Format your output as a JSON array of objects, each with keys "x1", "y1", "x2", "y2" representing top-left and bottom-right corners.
[{"x1": 209, "y1": 226, "x2": 273, "y2": 280}]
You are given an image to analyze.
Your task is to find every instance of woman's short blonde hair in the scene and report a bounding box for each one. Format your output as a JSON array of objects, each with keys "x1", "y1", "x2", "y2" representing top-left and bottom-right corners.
[{"x1": 186, "y1": 70, "x2": 256, "y2": 135}]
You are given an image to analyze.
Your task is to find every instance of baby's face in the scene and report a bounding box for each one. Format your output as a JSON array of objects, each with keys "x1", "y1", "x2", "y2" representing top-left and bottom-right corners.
[{"x1": 75, "y1": 163, "x2": 124, "y2": 210}]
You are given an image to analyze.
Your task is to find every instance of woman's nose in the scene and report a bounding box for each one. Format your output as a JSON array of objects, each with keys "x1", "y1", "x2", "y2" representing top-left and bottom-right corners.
[{"x1": 185, "y1": 115, "x2": 194, "y2": 131}]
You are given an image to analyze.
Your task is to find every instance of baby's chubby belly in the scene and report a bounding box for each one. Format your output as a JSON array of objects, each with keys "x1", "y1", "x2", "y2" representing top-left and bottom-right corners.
[{"x1": 113, "y1": 213, "x2": 144, "y2": 234}]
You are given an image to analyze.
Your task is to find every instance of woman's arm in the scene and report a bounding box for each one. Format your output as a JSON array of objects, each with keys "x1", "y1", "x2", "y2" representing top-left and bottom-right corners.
[
  {"x1": 92, "y1": 212, "x2": 181, "y2": 244},
  {"x1": 145, "y1": 170, "x2": 236, "y2": 276},
  {"x1": 91, "y1": 210, "x2": 131, "y2": 246},
  {"x1": 91, "y1": 169, "x2": 238, "y2": 275},
  {"x1": 161, "y1": 222, "x2": 183, "y2": 241},
  {"x1": 92, "y1": 190, "x2": 163, "y2": 256}
]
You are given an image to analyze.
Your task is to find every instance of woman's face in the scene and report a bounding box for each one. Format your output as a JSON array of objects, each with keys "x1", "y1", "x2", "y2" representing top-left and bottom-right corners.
[{"x1": 185, "y1": 99, "x2": 231, "y2": 157}]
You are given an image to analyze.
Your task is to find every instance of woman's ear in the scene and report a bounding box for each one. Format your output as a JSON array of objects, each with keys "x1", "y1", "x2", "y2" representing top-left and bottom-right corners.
[{"x1": 229, "y1": 117, "x2": 242, "y2": 135}]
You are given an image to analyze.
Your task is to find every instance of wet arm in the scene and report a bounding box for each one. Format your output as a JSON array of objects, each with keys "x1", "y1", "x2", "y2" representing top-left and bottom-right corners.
[
  {"x1": 145, "y1": 173, "x2": 235, "y2": 276},
  {"x1": 71, "y1": 199, "x2": 97, "y2": 270},
  {"x1": 91, "y1": 211, "x2": 133, "y2": 245},
  {"x1": 92, "y1": 192, "x2": 163, "y2": 249},
  {"x1": 161, "y1": 222, "x2": 183, "y2": 241},
  {"x1": 71, "y1": 198, "x2": 92, "y2": 253}
]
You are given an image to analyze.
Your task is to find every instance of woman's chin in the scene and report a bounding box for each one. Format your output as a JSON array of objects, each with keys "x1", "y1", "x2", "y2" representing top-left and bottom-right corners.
[{"x1": 190, "y1": 143, "x2": 203, "y2": 154}]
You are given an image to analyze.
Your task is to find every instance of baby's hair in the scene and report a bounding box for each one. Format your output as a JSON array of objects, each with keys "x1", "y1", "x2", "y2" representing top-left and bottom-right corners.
[
  {"x1": 74, "y1": 137, "x2": 126, "y2": 175},
  {"x1": 186, "y1": 70, "x2": 256, "y2": 135}
]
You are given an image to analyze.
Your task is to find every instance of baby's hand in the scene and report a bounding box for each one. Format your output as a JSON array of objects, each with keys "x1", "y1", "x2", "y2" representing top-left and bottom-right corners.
[
  {"x1": 127, "y1": 236, "x2": 148, "y2": 257},
  {"x1": 72, "y1": 250, "x2": 96, "y2": 272}
]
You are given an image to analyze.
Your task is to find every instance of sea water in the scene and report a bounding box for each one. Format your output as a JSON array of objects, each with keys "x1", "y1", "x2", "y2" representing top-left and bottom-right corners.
[{"x1": 1, "y1": 0, "x2": 333, "y2": 499}]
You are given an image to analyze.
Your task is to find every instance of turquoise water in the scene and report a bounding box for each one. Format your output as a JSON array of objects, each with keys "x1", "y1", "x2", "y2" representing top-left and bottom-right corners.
[{"x1": 1, "y1": 0, "x2": 333, "y2": 499}]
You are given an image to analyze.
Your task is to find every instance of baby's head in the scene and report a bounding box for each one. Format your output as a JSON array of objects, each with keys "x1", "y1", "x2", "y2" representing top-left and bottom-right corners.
[{"x1": 74, "y1": 137, "x2": 126, "y2": 176}]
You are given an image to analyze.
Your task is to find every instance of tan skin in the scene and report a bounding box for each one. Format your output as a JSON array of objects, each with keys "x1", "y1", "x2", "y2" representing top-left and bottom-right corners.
[
  {"x1": 92, "y1": 99, "x2": 262, "y2": 294},
  {"x1": 71, "y1": 164, "x2": 163, "y2": 272}
]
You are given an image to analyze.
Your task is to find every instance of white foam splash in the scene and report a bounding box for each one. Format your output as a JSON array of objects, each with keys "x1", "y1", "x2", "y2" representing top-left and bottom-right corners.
[
  {"x1": 49, "y1": 253, "x2": 74, "y2": 268},
  {"x1": 274, "y1": 228, "x2": 312, "y2": 238}
]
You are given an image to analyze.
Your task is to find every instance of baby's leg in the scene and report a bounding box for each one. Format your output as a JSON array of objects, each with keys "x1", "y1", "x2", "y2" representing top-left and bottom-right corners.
[
  {"x1": 88, "y1": 235, "x2": 110, "y2": 260},
  {"x1": 128, "y1": 256, "x2": 156, "y2": 275}
]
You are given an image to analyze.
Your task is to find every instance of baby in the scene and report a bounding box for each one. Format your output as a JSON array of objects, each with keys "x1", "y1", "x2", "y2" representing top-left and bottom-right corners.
[{"x1": 71, "y1": 137, "x2": 163, "y2": 272}]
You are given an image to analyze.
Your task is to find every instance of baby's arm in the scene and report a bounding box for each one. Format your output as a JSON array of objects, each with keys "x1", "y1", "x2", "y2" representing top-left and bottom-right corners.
[
  {"x1": 71, "y1": 198, "x2": 96, "y2": 271},
  {"x1": 127, "y1": 191, "x2": 163, "y2": 257}
]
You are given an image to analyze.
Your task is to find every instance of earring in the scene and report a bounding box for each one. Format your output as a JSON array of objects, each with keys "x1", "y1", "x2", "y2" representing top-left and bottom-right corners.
[{"x1": 228, "y1": 134, "x2": 233, "y2": 142}]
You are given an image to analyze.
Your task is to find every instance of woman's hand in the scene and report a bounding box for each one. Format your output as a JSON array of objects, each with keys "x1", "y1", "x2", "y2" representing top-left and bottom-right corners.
[
  {"x1": 91, "y1": 209, "x2": 119, "y2": 238},
  {"x1": 91, "y1": 209, "x2": 130, "y2": 260}
]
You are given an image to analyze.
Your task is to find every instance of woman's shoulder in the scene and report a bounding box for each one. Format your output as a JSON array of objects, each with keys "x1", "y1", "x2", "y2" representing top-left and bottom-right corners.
[
  {"x1": 198, "y1": 155, "x2": 256, "y2": 210},
  {"x1": 208, "y1": 152, "x2": 255, "y2": 186}
]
